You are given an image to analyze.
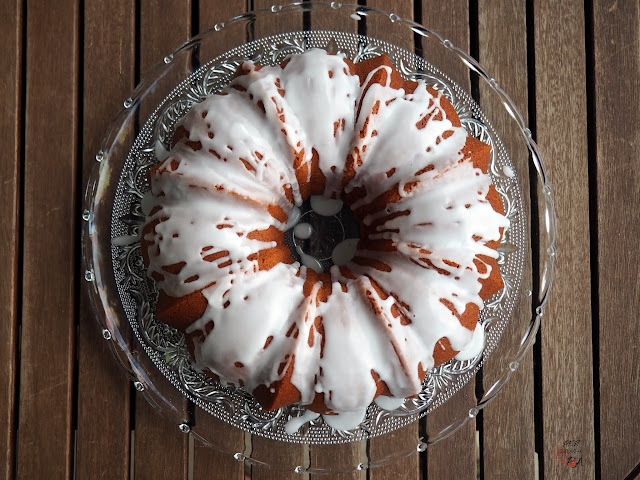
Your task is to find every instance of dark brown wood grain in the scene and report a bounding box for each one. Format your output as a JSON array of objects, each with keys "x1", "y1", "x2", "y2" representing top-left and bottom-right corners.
[
  {"x1": 593, "y1": 1, "x2": 640, "y2": 478},
  {"x1": 250, "y1": 437, "x2": 307, "y2": 480},
  {"x1": 198, "y1": 0, "x2": 246, "y2": 54},
  {"x1": 191, "y1": 412, "x2": 246, "y2": 480},
  {"x1": 133, "y1": 399, "x2": 189, "y2": 480},
  {"x1": 421, "y1": 1, "x2": 471, "y2": 88},
  {"x1": 309, "y1": 443, "x2": 364, "y2": 479},
  {"x1": 133, "y1": 1, "x2": 192, "y2": 478},
  {"x1": 419, "y1": 2, "x2": 477, "y2": 478},
  {"x1": 424, "y1": 392, "x2": 476, "y2": 480},
  {"x1": 369, "y1": 455, "x2": 420, "y2": 480},
  {"x1": 0, "y1": 1, "x2": 21, "y2": 479},
  {"x1": 534, "y1": 0, "x2": 595, "y2": 478},
  {"x1": 139, "y1": 0, "x2": 192, "y2": 79},
  {"x1": 369, "y1": 423, "x2": 420, "y2": 479},
  {"x1": 253, "y1": 0, "x2": 304, "y2": 40},
  {"x1": 477, "y1": 1, "x2": 537, "y2": 478},
  {"x1": 198, "y1": 0, "x2": 245, "y2": 32},
  {"x1": 75, "y1": 2, "x2": 135, "y2": 479},
  {"x1": 367, "y1": 0, "x2": 413, "y2": 23},
  {"x1": 17, "y1": 0, "x2": 79, "y2": 478},
  {"x1": 193, "y1": 440, "x2": 247, "y2": 480},
  {"x1": 366, "y1": 0, "x2": 414, "y2": 48},
  {"x1": 307, "y1": 1, "x2": 358, "y2": 33}
]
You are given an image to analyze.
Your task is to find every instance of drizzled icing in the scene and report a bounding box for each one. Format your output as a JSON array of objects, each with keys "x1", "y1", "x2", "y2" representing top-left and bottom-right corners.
[
  {"x1": 331, "y1": 238, "x2": 359, "y2": 266},
  {"x1": 143, "y1": 49, "x2": 509, "y2": 430},
  {"x1": 310, "y1": 195, "x2": 343, "y2": 216},
  {"x1": 295, "y1": 245, "x2": 323, "y2": 273},
  {"x1": 293, "y1": 222, "x2": 313, "y2": 240},
  {"x1": 284, "y1": 409, "x2": 321, "y2": 434},
  {"x1": 454, "y1": 322, "x2": 485, "y2": 361},
  {"x1": 346, "y1": 70, "x2": 469, "y2": 210}
]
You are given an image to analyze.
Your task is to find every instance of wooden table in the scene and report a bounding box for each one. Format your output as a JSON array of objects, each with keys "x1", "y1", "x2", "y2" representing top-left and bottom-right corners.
[{"x1": 1, "y1": 0, "x2": 638, "y2": 478}]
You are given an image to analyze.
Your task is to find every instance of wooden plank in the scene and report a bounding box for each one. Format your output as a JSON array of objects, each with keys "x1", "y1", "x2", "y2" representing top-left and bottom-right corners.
[
  {"x1": 421, "y1": 0, "x2": 471, "y2": 88},
  {"x1": 370, "y1": 455, "x2": 420, "y2": 479},
  {"x1": 17, "y1": 0, "x2": 79, "y2": 478},
  {"x1": 198, "y1": 0, "x2": 245, "y2": 33},
  {"x1": 593, "y1": 1, "x2": 640, "y2": 478},
  {"x1": 424, "y1": 390, "x2": 476, "y2": 480},
  {"x1": 191, "y1": 411, "x2": 246, "y2": 480},
  {"x1": 419, "y1": 2, "x2": 476, "y2": 478},
  {"x1": 366, "y1": 0, "x2": 414, "y2": 49},
  {"x1": 0, "y1": 1, "x2": 22, "y2": 479},
  {"x1": 139, "y1": 0, "x2": 192, "y2": 79},
  {"x1": 477, "y1": 1, "x2": 537, "y2": 478},
  {"x1": 367, "y1": 0, "x2": 414, "y2": 22},
  {"x1": 133, "y1": 399, "x2": 189, "y2": 480},
  {"x1": 134, "y1": 1, "x2": 192, "y2": 478},
  {"x1": 75, "y1": 1, "x2": 135, "y2": 478},
  {"x1": 198, "y1": 0, "x2": 245, "y2": 57},
  {"x1": 364, "y1": 2, "x2": 422, "y2": 479},
  {"x1": 533, "y1": 1, "x2": 595, "y2": 478},
  {"x1": 369, "y1": 423, "x2": 420, "y2": 479},
  {"x1": 185, "y1": 3, "x2": 249, "y2": 479},
  {"x1": 250, "y1": 436, "x2": 307, "y2": 480},
  {"x1": 247, "y1": 4, "x2": 307, "y2": 478},
  {"x1": 253, "y1": 0, "x2": 304, "y2": 40},
  {"x1": 307, "y1": 1, "x2": 358, "y2": 33},
  {"x1": 309, "y1": 443, "x2": 364, "y2": 478}
]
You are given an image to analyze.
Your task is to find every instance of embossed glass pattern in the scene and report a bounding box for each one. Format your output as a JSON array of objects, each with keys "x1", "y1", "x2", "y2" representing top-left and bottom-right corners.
[{"x1": 82, "y1": 2, "x2": 555, "y2": 473}]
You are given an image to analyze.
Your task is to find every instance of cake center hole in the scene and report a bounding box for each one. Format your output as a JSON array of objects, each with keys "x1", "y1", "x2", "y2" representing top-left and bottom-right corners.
[
  {"x1": 295, "y1": 211, "x2": 345, "y2": 261},
  {"x1": 285, "y1": 196, "x2": 360, "y2": 273}
]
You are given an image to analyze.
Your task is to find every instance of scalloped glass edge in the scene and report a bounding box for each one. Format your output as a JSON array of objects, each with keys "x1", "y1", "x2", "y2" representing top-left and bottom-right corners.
[
  {"x1": 81, "y1": 1, "x2": 556, "y2": 473},
  {"x1": 111, "y1": 30, "x2": 526, "y2": 443}
]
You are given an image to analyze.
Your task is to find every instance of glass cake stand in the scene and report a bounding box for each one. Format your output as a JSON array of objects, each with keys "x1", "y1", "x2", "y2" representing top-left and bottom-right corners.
[{"x1": 82, "y1": 1, "x2": 556, "y2": 474}]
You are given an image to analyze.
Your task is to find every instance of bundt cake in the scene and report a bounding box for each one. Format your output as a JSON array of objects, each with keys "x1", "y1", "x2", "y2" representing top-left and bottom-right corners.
[{"x1": 141, "y1": 48, "x2": 509, "y2": 428}]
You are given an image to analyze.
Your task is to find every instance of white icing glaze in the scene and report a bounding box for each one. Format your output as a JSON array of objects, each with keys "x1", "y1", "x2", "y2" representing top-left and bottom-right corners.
[
  {"x1": 295, "y1": 245, "x2": 323, "y2": 273},
  {"x1": 143, "y1": 49, "x2": 509, "y2": 426},
  {"x1": 284, "y1": 405, "x2": 367, "y2": 434},
  {"x1": 346, "y1": 67, "x2": 468, "y2": 210},
  {"x1": 322, "y1": 410, "x2": 367, "y2": 431},
  {"x1": 374, "y1": 395, "x2": 406, "y2": 411},
  {"x1": 285, "y1": 206, "x2": 301, "y2": 230},
  {"x1": 331, "y1": 238, "x2": 359, "y2": 266},
  {"x1": 140, "y1": 191, "x2": 156, "y2": 216},
  {"x1": 310, "y1": 195, "x2": 343, "y2": 216},
  {"x1": 284, "y1": 409, "x2": 321, "y2": 434},
  {"x1": 111, "y1": 234, "x2": 139, "y2": 247},
  {"x1": 293, "y1": 222, "x2": 313, "y2": 239},
  {"x1": 187, "y1": 262, "x2": 308, "y2": 390},
  {"x1": 154, "y1": 140, "x2": 171, "y2": 162},
  {"x1": 454, "y1": 322, "x2": 485, "y2": 361},
  {"x1": 503, "y1": 165, "x2": 515, "y2": 178}
]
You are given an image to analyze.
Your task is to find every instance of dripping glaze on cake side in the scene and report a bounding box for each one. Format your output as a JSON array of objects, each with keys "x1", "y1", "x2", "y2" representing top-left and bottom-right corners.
[{"x1": 141, "y1": 48, "x2": 509, "y2": 431}]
